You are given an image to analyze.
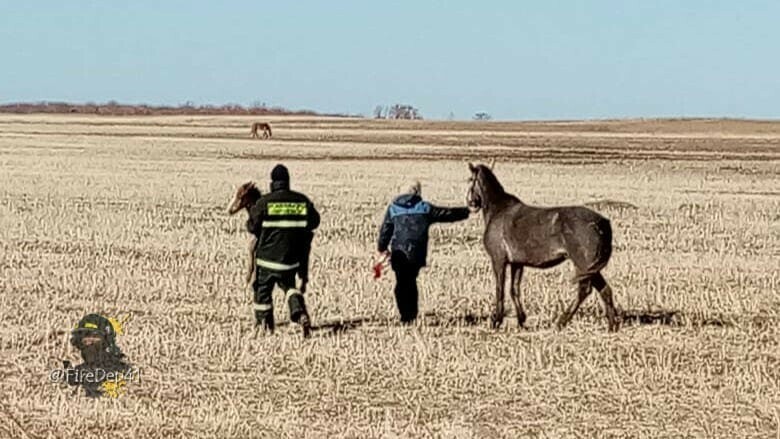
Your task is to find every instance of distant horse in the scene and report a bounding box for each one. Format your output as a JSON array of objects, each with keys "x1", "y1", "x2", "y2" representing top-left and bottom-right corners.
[
  {"x1": 250, "y1": 122, "x2": 272, "y2": 139},
  {"x1": 227, "y1": 181, "x2": 313, "y2": 292},
  {"x1": 466, "y1": 163, "x2": 619, "y2": 332}
]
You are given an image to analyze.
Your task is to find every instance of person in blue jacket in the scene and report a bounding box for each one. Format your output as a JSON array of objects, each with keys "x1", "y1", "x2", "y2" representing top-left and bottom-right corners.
[{"x1": 377, "y1": 181, "x2": 470, "y2": 323}]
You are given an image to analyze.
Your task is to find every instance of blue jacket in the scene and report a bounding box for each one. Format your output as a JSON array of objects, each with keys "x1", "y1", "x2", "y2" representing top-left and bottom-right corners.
[{"x1": 377, "y1": 194, "x2": 470, "y2": 267}]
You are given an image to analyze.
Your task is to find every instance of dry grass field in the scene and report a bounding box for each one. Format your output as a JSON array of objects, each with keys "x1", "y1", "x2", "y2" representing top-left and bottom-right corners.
[{"x1": 0, "y1": 114, "x2": 778, "y2": 438}]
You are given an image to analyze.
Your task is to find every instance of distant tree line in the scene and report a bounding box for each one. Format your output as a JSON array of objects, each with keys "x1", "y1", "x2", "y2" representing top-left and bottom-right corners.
[
  {"x1": 373, "y1": 104, "x2": 423, "y2": 120},
  {"x1": 372, "y1": 105, "x2": 493, "y2": 121},
  {"x1": 0, "y1": 101, "x2": 353, "y2": 117}
]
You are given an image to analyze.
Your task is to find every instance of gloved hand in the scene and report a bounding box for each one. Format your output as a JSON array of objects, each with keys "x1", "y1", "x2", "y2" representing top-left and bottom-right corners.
[{"x1": 373, "y1": 251, "x2": 390, "y2": 279}]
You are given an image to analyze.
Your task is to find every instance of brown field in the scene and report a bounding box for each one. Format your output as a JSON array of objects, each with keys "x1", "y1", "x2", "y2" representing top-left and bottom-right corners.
[{"x1": 0, "y1": 115, "x2": 778, "y2": 438}]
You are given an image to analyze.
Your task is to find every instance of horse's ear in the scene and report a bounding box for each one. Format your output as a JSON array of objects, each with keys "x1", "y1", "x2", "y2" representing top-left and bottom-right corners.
[
  {"x1": 488, "y1": 158, "x2": 496, "y2": 170},
  {"x1": 468, "y1": 162, "x2": 476, "y2": 173}
]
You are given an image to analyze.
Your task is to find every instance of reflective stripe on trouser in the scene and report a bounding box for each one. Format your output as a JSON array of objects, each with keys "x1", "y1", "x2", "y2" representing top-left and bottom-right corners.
[
  {"x1": 256, "y1": 258, "x2": 299, "y2": 271},
  {"x1": 261, "y1": 220, "x2": 308, "y2": 228},
  {"x1": 253, "y1": 267, "x2": 308, "y2": 324},
  {"x1": 285, "y1": 289, "x2": 303, "y2": 301}
]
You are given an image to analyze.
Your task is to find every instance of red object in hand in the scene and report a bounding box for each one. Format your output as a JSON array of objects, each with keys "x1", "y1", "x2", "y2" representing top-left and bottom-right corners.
[{"x1": 373, "y1": 263, "x2": 383, "y2": 279}]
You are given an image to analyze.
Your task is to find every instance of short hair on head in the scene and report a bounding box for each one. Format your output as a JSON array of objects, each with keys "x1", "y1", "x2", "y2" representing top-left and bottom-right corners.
[{"x1": 406, "y1": 180, "x2": 421, "y2": 196}]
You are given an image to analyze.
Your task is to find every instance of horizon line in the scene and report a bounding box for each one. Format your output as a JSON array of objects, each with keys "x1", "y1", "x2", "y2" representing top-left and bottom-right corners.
[{"x1": 1, "y1": 100, "x2": 779, "y2": 123}]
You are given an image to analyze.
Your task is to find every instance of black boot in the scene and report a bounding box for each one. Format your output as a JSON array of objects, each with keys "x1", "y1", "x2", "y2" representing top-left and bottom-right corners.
[
  {"x1": 299, "y1": 313, "x2": 312, "y2": 338},
  {"x1": 255, "y1": 312, "x2": 275, "y2": 334}
]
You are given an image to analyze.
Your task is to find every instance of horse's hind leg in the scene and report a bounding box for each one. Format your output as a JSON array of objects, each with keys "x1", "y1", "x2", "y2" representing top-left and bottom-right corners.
[
  {"x1": 592, "y1": 273, "x2": 619, "y2": 332},
  {"x1": 490, "y1": 260, "x2": 507, "y2": 329},
  {"x1": 509, "y1": 264, "x2": 526, "y2": 328},
  {"x1": 556, "y1": 277, "x2": 592, "y2": 330}
]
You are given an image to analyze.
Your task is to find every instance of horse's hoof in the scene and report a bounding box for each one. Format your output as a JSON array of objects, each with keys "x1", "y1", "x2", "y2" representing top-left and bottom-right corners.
[
  {"x1": 490, "y1": 315, "x2": 503, "y2": 329},
  {"x1": 517, "y1": 313, "x2": 527, "y2": 328}
]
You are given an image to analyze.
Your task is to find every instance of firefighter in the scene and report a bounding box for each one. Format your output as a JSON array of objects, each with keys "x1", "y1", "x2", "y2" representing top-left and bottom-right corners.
[
  {"x1": 377, "y1": 181, "x2": 470, "y2": 324},
  {"x1": 65, "y1": 313, "x2": 131, "y2": 398},
  {"x1": 247, "y1": 164, "x2": 320, "y2": 337}
]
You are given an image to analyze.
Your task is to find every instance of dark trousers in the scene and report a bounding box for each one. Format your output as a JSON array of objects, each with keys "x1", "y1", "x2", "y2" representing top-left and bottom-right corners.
[
  {"x1": 252, "y1": 267, "x2": 307, "y2": 329},
  {"x1": 390, "y1": 251, "x2": 421, "y2": 323}
]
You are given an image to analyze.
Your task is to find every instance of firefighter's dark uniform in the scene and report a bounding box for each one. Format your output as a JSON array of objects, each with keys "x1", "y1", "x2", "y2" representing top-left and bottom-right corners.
[
  {"x1": 247, "y1": 165, "x2": 320, "y2": 331},
  {"x1": 377, "y1": 191, "x2": 469, "y2": 323}
]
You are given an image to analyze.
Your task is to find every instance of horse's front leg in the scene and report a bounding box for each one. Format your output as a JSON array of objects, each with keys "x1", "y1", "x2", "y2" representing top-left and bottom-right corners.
[
  {"x1": 245, "y1": 237, "x2": 257, "y2": 285},
  {"x1": 491, "y1": 260, "x2": 507, "y2": 329},
  {"x1": 509, "y1": 264, "x2": 526, "y2": 328}
]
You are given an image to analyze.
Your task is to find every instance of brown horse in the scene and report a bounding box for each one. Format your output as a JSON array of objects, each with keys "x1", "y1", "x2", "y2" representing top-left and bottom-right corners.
[
  {"x1": 466, "y1": 163, "x2": 619, "y2": 332},
  {"x1": 250, "y1": 122, "x2": 272, "y2": 139},
  {"x1": 227, "y1": 182, "x2": 263, "y2": 285}
]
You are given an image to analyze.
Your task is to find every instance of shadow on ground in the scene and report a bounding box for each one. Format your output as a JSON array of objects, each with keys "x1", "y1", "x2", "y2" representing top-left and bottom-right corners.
[
  {"x1": 275, "y1": 309, "x2": 738, "y2": 337},
  {"x1": 274, "y1": 316, "x2": 385, "y2": 337},
  {"x1": 417, "y1": 312, "x2": 493, "y2": 327},
  {"x1": 275, "y1": 312, "x2": 493, "y2": 337},
  {"x1": 619, "y1": 309, "x2": 735, "y2": 328}
]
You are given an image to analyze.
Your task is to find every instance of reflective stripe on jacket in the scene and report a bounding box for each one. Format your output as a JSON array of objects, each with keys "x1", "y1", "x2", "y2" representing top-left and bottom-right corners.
[{"x1": 247, "y1": 181, "x2": 320, "y2": 271}]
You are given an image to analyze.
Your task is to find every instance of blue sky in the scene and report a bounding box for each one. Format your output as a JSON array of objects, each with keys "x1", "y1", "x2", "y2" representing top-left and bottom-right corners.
[{"x1": 1, "y1": 1, "x2": 778, "y2": 120}]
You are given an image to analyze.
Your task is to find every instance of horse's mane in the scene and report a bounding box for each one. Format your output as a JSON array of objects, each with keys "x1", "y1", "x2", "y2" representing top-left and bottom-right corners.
[
  {"x1": 478, "y1": 165, "x2": 520, "y2": 203},
  {"x1": 244, "y1": 184, "x2": 262, "y2": 204},
  {"x1": 478, "y1": 165, "x2": 505, "y2": 194}
]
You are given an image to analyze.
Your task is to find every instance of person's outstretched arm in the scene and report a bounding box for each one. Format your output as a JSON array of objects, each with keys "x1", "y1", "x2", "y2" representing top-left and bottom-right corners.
[{"x1": 428, "y1": 205, "x2": 470, "y2": 224}]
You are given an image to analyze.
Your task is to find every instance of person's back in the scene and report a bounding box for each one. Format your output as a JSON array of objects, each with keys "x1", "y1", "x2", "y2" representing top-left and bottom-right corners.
[
  {"x1": 377, "y1": 181, "x2": 469, "y2": 323},
  {"x1": 381, "y1": 192, "x2": 432, "y2": 266},
  {"x1": 246, "y1": 164, "x2": 320, "y2": 336},
  {"x1": 249, "y1": 186, "x2": 319, "y2": 271}
]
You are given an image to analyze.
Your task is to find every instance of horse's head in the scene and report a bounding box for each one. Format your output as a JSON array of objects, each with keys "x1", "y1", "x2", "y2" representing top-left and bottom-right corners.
[
  {"x1": 466, "y1": 160, "x2": 496, "y2": 212},
  {"x1": 227, "y1": 181, "x2": 261, "y2": 215}
]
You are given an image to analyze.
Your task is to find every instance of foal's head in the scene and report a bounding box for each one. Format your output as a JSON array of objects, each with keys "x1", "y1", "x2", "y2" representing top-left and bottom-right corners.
[
  {"x1": 466, "y1": 160, "x2": 497, "y2": 212},
  {"x1": 227, "y1": 181, "x2": 262, "y2": 215}
]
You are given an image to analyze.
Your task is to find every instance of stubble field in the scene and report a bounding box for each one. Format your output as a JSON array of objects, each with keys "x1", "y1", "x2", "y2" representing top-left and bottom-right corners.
[{"x1": 0, "y1": 115, "x2": 778, "y2": 438}]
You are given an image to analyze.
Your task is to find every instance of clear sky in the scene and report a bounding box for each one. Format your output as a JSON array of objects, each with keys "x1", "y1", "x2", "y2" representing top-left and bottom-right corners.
[{"x1": 1, "y1": 1, "x2": 778, "y2": 120}]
